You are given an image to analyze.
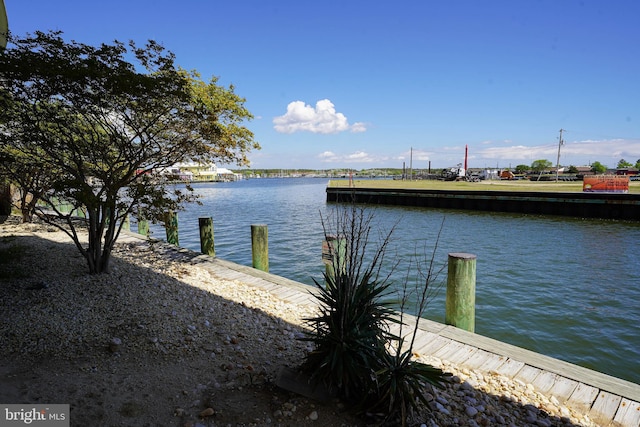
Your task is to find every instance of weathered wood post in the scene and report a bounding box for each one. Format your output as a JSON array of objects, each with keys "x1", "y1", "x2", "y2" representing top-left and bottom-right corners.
[
  {"x1": 199, "y1": 217, "x2": 215, "y2": 256},
  {"x1": 122, "y1": 214, "x2": 130, "y2": 231},
  {"x1": 251, "y1": 224, "x2": 269, "y2": 272},
  {"x1": 445, "y1": 252, "x2": 477, "y2": 332},
  {"x1": 165, "y1": 211, "x2": 179, "y2": 245},
  {"x1": 137, "y1": 218, "x2": 149, "y2": 237},
  {"x1": 322, "y1": 234, "x2": 347, "y2": 282}
]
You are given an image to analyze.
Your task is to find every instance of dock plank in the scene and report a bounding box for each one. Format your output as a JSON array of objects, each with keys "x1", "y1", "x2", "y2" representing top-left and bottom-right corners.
[
  {"x1": 532, "y1": 371, "x2": 559, "y2": 394},
  {"x1": 494, "y1": 358, "x2": 526, "y2": 378},
  {"x1": 613, "y1": 398, "x2": 640, "y2": 427},
  {"x1": 413, "y1": 335, "x2": 451, "y2": 357},
  {"x1": 433, "y1": 340, "x2": 470, "y2": 361},
  {"x1": 547, "y1": 376, "x2": 579, "y2": 403},
  {"x1": 515, "y1": 365, "x2": 542, "y2": 385},
  {"x1": 568, "y1": 382, "x2": 600, "y2": 413},
  {"x1": 462, "y1": 349, "x2": 507, "y2": 373},
  {"x1": 589, "y1": 391, "x2": 622, "y2": 426}
]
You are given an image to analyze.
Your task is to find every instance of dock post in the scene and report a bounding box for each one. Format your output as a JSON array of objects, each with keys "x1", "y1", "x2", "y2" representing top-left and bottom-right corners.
[
  {"x1": 165, "y1": 211, "x2": 179, "y2": 245},
  {"x1": 199, "y1": 217, "x2": 215, "y2": 257},
  {"x1": 137, "y1": 218, "x2": 149, "y2": 237},
  {"x1": 322, "y1": 234, "x2": 347, "y2": 282},
  {"x1": 445, "y1": 252, "x2": 477, "y2": 332},
  {"x1": 251, "y1": 224, "x2": 269, "y2": 272}
]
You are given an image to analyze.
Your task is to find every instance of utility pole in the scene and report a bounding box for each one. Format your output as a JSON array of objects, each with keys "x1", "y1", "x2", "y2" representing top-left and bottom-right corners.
[
  {"x1": 409, "y1": 147, "x2": 413, "y2": 181},
  {"x1": 555, "y1": 128, "x2": 564, "y2": 182}
]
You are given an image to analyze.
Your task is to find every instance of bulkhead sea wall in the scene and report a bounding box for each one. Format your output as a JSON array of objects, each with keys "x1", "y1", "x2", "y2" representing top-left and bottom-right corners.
[{"x1": 326, "y1": 187, "x2": 640, "y2": 220}]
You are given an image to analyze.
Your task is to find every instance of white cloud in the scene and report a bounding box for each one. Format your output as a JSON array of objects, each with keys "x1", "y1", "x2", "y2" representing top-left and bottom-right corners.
[
  {"x1": 399, "y1": 149, "x2": 433, "y2": 162},
  {"x1": 350, "y1": 122, "x2": 368, "y2": 133},
  {"x1": 318, "y1": 151, "x2": 338, "y2": 161},
  {"x1": 273, "y1": 99, "x2": 367, "y2": 134},
  {"x1": 346, "y1": 151, "x2": 371, "y2": 161},
  {"x1": 473, "y1": 138, "x2": 640, "y2": 167},
  {"x1": 317, "y1": 150, "x2": 383, "y2": 164}
]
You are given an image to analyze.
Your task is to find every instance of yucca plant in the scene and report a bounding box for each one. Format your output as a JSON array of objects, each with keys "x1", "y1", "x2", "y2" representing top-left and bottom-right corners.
[
  {"x1": 302, "y1": 270, "x2": 398, "y2": 400},
  {"x1": 301, "y1": 203, "x2": 399, "y2": 400},
  {"x1": 302, "y1": 204, "x2": 450, "y2": 425}
]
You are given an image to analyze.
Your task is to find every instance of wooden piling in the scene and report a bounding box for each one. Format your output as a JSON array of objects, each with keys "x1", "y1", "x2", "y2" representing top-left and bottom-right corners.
[
  {"x1": 445, "y1": 252, "x2": 477, "y2": 332},
  {"x1": 198, "y1": 217, "x2": 215, "y2": 257},
  {"x1": 322, "y1": 234, "x2": 347, "y2": 281},
  {"x1": 165, "y1": 211, "x2": 179, "y2": 245},
  {"x1": 251, "y1": 224, "x2": 269, "y2": 272},
  {"x1": 137, "y1": 218, "x2": 149, "y2": 237}
]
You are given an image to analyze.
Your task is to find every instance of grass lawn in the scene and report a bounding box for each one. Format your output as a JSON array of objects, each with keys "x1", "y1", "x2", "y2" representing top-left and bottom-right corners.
[{"x1": 328, "y1": 179, "x2": 640, "y2": 194}]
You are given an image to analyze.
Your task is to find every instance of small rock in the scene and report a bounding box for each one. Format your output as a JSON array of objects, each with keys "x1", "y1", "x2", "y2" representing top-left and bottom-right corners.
[
  {"x1": 308, "y1": 410, "x2": 318, "y2": 421},
  {"x1": 525, "y1": 411, "x2": 538, "y2": 423},
  {"x1": 435, "y1": 402, "x2": 450, "y2": 415},
  {"x1": 465, "y1": 406, "x2": 478, "y2": 417},
  {"x1": 199, "y1": 407, "x2": 214, "y2": 417},
  {"x1": 109, "y1": 337, "x2": 122, "y2": 352},
  {"x1": 535, "y1": 418, "x2": 552, "y2": 427},
  {"x1": 436, "y1": 396, "x2": 448, "y2": 406}
]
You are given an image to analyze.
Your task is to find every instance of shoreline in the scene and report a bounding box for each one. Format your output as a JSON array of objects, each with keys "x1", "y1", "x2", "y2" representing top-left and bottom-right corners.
[{"x1": 0, "y1": 219, "x2": 626, "y2": 426}]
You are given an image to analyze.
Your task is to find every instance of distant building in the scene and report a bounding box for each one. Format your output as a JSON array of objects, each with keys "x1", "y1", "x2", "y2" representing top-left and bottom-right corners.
[
  {"x1": 616, "y1": 167, "x2": 639, "y2": 176},
  {"x1": 173, "y1": 162, "x2": 218, "y2": 181},
  {"x1": 575, "y1": 166, "x2": 594, "y2": 176},
  {"x1": 216, "y1": 167, "x2": 242, "y2": 181}
]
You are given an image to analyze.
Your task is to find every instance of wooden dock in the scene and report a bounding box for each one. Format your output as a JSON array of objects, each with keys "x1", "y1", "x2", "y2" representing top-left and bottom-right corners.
[{"x1": 136, "y1": 235, "x2": 640, "y2": 427}]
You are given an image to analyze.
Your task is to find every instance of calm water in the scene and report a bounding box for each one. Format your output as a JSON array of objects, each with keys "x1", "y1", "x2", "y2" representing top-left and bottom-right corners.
[{"x1": 148, "y1": 178, "x2": 640, "y2": 384}]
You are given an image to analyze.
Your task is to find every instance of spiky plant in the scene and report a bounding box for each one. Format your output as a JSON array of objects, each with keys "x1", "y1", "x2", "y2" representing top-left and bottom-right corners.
[
  {"x1": 367, "y1": 339, "x2": 449, "y2": 426},
  {"x1": 301, "y1": 203, "x2": 399, "y2": 400},
  {"x1": 302, "y1": 270, "x2": 398, "y2": 400},
  {"x1": 364, "y1": 217, "x2": 451, "y2": 426},
  {"x1": 302, "y1": 204, "x2": 450, "y2": 426}
]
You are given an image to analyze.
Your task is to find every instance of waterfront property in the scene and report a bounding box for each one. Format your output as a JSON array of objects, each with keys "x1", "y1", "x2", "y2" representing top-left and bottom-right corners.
[
  {"x1": 146, "y1": 178, "x2": 640, "y2": 386},
  {"x1": 139, "y1": 234, "x2": 640, "y2": 427},
  {"x1": 163, "y1": 162, "x2": 242, "y2": 182}
]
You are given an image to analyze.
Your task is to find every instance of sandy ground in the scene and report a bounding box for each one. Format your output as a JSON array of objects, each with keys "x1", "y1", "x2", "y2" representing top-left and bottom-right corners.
[{"x1": 0, "y1": 220, "x2": 363, "y2": 427}]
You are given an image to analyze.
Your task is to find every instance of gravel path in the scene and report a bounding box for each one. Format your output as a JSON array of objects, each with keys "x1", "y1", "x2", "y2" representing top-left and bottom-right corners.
[{"x1": 0, "y1": 219, "x2": 601, "y2": 426}]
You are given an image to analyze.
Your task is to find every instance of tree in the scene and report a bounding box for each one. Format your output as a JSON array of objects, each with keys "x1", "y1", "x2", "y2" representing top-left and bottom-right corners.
[
  {"x1": 0, "y1": 31, "x2": 259, "y2": 274},
  {"x1": 591, "y1": 161, "x2": 607, "y2": 174},
  {"x1": 514, "y1": 164, "x2": 529, "y2": 174},
  {"x1": 567, "y1": 165, "x2": 579, "y2": 174},
  {"x1": 0, "y1": 146, "x2": 58, "y2": 222},
  {"x1": 636, "y1": 159, "x2": 640, "y2": 170},
  {"x1": 531, "y1": 159, "x2": 552, "y2": 173},
  {"x1": 617, "y1": 159, "x2": 633, "y2": 169}
]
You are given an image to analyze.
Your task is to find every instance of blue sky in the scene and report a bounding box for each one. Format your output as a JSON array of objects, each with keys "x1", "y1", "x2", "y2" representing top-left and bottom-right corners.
[{"x1": 5, "y1": 0, "x2": 640, "y2": 170}]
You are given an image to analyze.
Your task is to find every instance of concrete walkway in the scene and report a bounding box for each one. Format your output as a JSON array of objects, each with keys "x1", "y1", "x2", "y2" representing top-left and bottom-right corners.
[{"x1": 127, "y1": 233, "x2": 640, "y2": 427}]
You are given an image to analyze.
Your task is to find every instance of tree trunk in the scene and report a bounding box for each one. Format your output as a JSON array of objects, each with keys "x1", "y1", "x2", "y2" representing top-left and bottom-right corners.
[
  {"x1": 84, "y1": 204, "x2": 118, "y2": 274},
  {"x1": 0, "y1": 183, "x2": 11, "y2": 216}
]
